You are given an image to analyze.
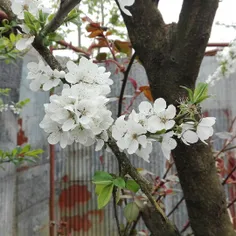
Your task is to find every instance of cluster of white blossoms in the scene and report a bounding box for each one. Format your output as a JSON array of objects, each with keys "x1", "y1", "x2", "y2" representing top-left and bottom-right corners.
[
  {"x1": 27, "y1": 59, "x2": 65, "y2": 91},
  {"x1": 39, "y1": 57, "x2": 114, "y2": 149},
  {"x1": 112, "y1": 99, "x2": 216, "y2": 162},
  {"x1": 11, "y1": 0, "x2": 50, "y2": 51},
  {"x1": 206, "y1": 39, "x2": 236, "y2": 86}
]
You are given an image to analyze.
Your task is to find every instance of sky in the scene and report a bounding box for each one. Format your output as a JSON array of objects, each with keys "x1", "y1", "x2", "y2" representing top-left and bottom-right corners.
[
  {"x1": 45, "y1": 0, "x2": 236, "y2": 58},
  {"x1": 159, "y1": 0, "x2": 236, "y2": 42}
]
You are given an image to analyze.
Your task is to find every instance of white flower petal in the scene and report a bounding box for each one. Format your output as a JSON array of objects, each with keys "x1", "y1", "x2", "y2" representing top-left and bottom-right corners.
[
  {"x1": 165, "y1": 120, "x2": 175, "y2": 130},
  {"x1": 147, "y1": 116, "x2": 165, "y2": 133},
  {"x1": 182, "y1": 130, "x2": 199, "y2": 144},
  {"x1": 153, "y1": 98, "x2": 166, "y2": 114},
  {"x1": 48, "y1": 131, "x2": 61, "y2": 145},
  {"x1": 127, "y1": 139, "x2": 139, "y2": 154},
  {"x1": 95, "y1": 139, "x2": 104, "y2": 151},
  {"x1": 138, "y1": 101, "x2": 153, "y2": 115},
  {"x1": 165, "y1": 105, "x2": 176, "y2": 119},
  {"x1": 62, "y1": 118, "x2": 75, "y2": 131},
  {"x1": 199, "y1": 117, "x2": 216, "y2": 127}
]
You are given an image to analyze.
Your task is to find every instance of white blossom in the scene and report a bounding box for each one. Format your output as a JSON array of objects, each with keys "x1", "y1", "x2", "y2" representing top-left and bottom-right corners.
[
  {"x1": 117, "y1": 120, "x2": 147, "y2": 154},
  {"x1": 135, "y1": 141, "x2": 153, "y2": 163},
  {"x1": 178, "y1": 117, "x2": 216, "y2": 145},
  {"x1": 40, "y1": 60, "x2": 114, "y2": 149},
  {"x1": 148, "y1": 98, "x2": 176, "y2": 133},
  {"x1": 15, "y1": 35, "x2": 35, "y2": 51},
  {"x1": 11, "y1": 0, "x2": 40, "y2": 19},
  {"x1": 161, "y1": 131, "x2": 177, "y2": 160},
  {"x1": 179, "y1": 122, "x2": 199, "y2": 145},
  {"x1": 197, "y1": 117, "x2": 216, "y2": 144},
  {"x1": 27, "y1": 59, "x2": 64, "y2": 91},
  {"x1": 206, "y1": 39, "x2": 236, "y2": 86},
  {"x1": 117, "y1": 0, "x2": 135, "y2": 16},
  {"x1": 65, "y1": 57, "x2": 113, "y2": 96}
]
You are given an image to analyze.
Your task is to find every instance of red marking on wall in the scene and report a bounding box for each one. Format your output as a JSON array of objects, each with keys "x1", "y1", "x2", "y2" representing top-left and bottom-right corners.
[
  {"x1": 59, "y1": 185, "x2": 91, "y2": 209},
  {"x1": 17, "y1": 118, "x2": 28, "y2": 145},
  {"x1": 62, "y1": 174, "x2": 69, "y2": 183},
  {"x1": 99, "y1": 155, "x2": 104, "y2": 165},
  {"x1": 63, "y1": 210, "x2": 104, "y2": 233}
]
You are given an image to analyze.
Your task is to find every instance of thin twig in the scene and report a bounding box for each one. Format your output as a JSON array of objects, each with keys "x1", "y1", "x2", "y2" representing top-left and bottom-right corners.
[
  {"x1": 56, "y1": 40, "x2": 90, "y2": 57},
  {"x1": 118, "y1": 52, "x2": 137, "y2": 116},
  {"x1": 180, "y1": 221, "x2": 190, "y2": 233},
  {"x1": 167, "y1": 196, "x2": 184, "y2": 217},
  {"x1": 222, "y1": 164, "x2": 236, "y2": 185},
  {"x1": 113, "y1": 188, "x2": 122, "y2": 236},
  {"x1": 227, "y1": 197, "x2": 236, "y2": 208},
  {"x1": 129, "y1": 215, "x2": 141, "y2": 236}
]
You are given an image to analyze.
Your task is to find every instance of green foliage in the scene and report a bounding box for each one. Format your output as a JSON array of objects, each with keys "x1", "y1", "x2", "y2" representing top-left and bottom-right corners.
[
  {"x1": 0, "y1": 28, "x2": 22, "y2": 63},
  {"x1": 180, "y1": 82, "x2": 210, "y2": 105},
  {"x1": 0, "y1": 88, "x2": 10, "y2": 96},
  {"x1": 97, "y1": 183, "x2": 114, "y2": 209},
  {"x1": 113, "y1": 177, "x2": 126, "y2": 188},
  {"x1": 0, "y1": 144, "x2": 43, "y2": 167},
  {"x1": 24, "y1": 11, "x2": 41, "y2": 34},
  {"x1": 126, "y1": 179, "x2": 140, "y2": 193},
  {"x1": 15, "y1": 98, "x2": 30, "y2": 109},
  {"x1": 64, "y1": 9, "x2": 81, "y2": 26},
  {"x1": 124, "y1": 202, "x2": 140, "y2": 222},
  {"x1": 93, "y1": 171, "x2": 141, "y2": 209}
]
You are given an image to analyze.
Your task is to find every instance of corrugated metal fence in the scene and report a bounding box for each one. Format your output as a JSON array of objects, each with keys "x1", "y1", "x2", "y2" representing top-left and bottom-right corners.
[{"x1": 0, "y1": 52, "x2": 235, "y2": 235}]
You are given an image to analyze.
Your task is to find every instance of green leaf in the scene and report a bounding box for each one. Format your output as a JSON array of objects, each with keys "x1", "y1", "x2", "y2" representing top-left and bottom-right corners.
[
  {"x1": 9, "y1": 33, "x2": 16, "y2": 43},
  {"x1": 20, "y1": 144, "x2": 31, "y2": 154},
  {"x1": 180, "y1": 85, "x2": 193, "y2": 101},
  {"x1": 25, "y1": 149, "x2": 43, "y2": 157},
  {"x1": 95, "y1": 184, "x2": 107, "y2": 195},
  {"x1": 124, "y1": 202, "x2": 140, "y2": 222},
  {"x1": 24, "y1": 11, "x2": 40, "y2": 32},
  {"x1": 97, "y1": 183, "x2": 114, "y2": 209},
  {"x1": 38, "y1": 9, "x2": 48, "y2": 27},
  {"x1": 92, "y1": 171, "x2": 113, "y2": 184},
  {"x1": 113, "y1": 177, "x2": 126, "y2": 188},
  {"x1": 193, "y1": 82, "x2": 209, "y2": 104},
  {"x1": 126, "y1": 180, "x2": 140, "y2": 193}
]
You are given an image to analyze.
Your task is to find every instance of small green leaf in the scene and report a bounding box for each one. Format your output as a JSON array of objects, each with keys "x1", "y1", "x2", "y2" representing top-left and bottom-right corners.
[
  {"x1": 92, "y1": 171, "x2": 113, "y2": 184},
  {"x1": 97, "y1": 183, "x2": 114, "y2": 209},
  {"x1": 20, "y1": 144, "x2": 31, "y2": 154},
  {"x1": 126, "y1": 180, "x2": 140, "y2": 193},
  {"x1": 25, "y1": 149, "x2": 43, "y2": 157},
  {"x1": 124, "y1": 202, "x2": 140, "y2": 222},
  {"x1": 113, "y1": 177, "x2": 126, "y2": 188},
  {"x1": 95, "y1": 184, "x2": 107, "y2": 195},
  {"x1": 180, "y1": 85, "x2": 193, "y2": 101},
  {"x1": 193, "y1": 82, "x2": 209, "y2": 104},
  {"x1": 9, "y1": 33, "x2": 16, "y2": 43}
]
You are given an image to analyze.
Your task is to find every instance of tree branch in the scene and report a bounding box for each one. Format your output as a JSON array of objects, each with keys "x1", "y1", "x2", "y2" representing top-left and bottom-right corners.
[
  {"x1": 41, "y1": 0, "x2": 82, "y2": 36},
  {"x1": 108, "y1": 138, "x2": 181, "y2": 236},
  {"x1": 117, "y1": 0, "x2": 235, "y2": 235},
  {"x1": 115, "y1": 0, "x2": 166, "y2": 58},
  {"x1": 174, "y1": 0, "x2": 219, "y2": 86}
]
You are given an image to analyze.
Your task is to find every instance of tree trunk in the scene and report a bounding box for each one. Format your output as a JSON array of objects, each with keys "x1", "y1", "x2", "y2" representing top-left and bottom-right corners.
[{"x1": 119, "y1": 0, "x2": 236, "y2": 235}]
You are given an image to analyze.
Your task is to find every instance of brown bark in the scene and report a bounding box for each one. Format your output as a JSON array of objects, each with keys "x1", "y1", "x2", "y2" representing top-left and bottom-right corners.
[{"x1": 120, "y1": 0, "x2": 236, "y2": 235}]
